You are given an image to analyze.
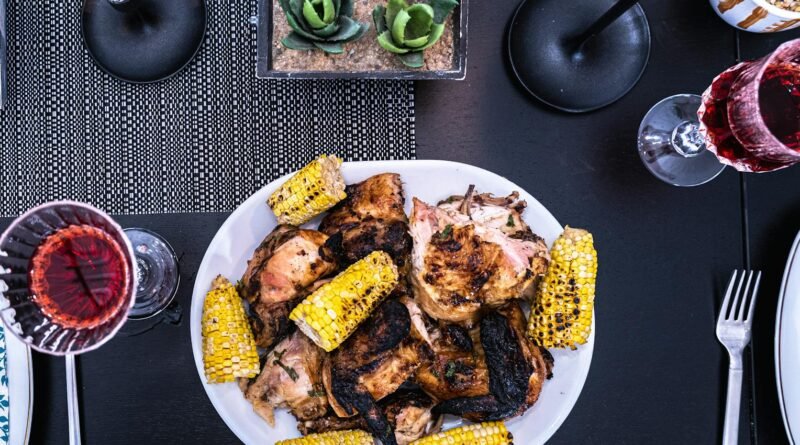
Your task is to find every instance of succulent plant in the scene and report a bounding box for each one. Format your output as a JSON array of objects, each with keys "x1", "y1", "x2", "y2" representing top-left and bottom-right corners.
[
  {"x1": 278, "y1": 0, "x2": 370, "y2": 54},
  {"x1": 372, "y1": 0, "x2": 459, "y2": 68}
]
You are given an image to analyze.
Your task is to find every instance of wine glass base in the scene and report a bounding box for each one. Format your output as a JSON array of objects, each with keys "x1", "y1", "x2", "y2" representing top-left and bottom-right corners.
[
  {"x1": 638, "y1": 94, "x2": 726, "y2": 187},
  {"x1": 507, "y1": 0, "x2": 650, "y2": 113},
  {"x1": 124, "y1": 228, "x2": 180, "y2": 320},
  {"x1": 81, "y1": 0, "x2": 207, "y2": 83}
]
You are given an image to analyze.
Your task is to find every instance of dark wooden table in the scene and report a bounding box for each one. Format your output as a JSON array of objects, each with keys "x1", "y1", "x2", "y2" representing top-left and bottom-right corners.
[{"x1": 5, "y1": 0, "x2": 799, "y2": 443}]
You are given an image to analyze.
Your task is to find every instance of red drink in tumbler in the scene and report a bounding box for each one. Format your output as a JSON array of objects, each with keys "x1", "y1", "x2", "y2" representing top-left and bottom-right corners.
[
  {"x1": 759, "y1": 63, "x2": 800, "y2": 151},
  {"x1": 700, "y1": 38, "x2": 800, "y2": 172},
  {"x1": 29, "y1": 225, "x2": 130, "y2": 329}
]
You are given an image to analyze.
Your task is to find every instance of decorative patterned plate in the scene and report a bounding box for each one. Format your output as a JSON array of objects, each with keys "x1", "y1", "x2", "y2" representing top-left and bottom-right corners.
[
  {"x1": 190, "y1": 160, "x2": 594, "y2": 444},
  {"x1": 0, "y1": 322, "x2": 32, "y2": 445}
]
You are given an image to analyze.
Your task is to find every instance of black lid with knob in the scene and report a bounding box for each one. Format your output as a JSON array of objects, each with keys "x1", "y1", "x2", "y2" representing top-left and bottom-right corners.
[{"x1": 81, "y1": 0, "x2": 207, "y2": 83}]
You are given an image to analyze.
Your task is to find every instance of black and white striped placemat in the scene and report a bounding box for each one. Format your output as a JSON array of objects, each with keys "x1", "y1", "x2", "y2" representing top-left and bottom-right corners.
[{"x1": 0, "y1": 0, "x2": 415, "y2": 216}]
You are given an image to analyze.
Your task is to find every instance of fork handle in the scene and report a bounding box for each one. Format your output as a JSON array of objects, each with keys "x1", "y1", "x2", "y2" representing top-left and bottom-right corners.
[{"x1": 722, "y1": 366, "x2": 743, "y2": 445}]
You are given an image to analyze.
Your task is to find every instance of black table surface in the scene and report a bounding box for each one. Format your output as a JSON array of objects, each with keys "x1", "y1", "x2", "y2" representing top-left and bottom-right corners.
[{"x1": 3, "y1": 0, "x2": 799, "y2": 443}]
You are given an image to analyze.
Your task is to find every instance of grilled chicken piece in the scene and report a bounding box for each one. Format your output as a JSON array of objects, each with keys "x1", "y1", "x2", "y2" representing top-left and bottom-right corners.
[
  {"x1": 415, "y1": 323, "x2": 490, "y2": 401},
  {"x1": 319, "y1": 173, "x2": 412, "y2": 273},
  {"x1": 322, "y1": 298, "x2": 433, "y2": 445},
  {"x1": 240, "y1": 225, "x2": 336, "y2": 349},
  {"x1": 438, "y1": 190, "x2": 537, "y2": 240},
  {"x1": 298, "y1": 390, "x2": 436, "y2": 445},
  {"x1": 383, "y1": 390, "x2": 437, "y2": 444},
  {"x1": 243, "y1": 331, "x2": 328, "y2": 426},
  {"x1": 409, "y1": 195, "x2": 549, "y2": 323},
  {"x1": 424, "y1": 303, "x2": 552, "y2": 422}
]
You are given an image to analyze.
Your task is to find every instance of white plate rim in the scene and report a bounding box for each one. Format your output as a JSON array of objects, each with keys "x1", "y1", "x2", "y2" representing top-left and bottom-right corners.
[
  {"x1": 776, "y1": 230, "x2": 800, "y2": 445},
  {"x1": 190, "y1": 159, "x2": 595, "y2": 445}
]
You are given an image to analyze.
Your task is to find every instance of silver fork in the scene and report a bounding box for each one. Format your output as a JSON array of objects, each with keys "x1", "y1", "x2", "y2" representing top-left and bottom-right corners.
[{"x1": 716, "y1": 270, "x2": 762, "y2": 445}]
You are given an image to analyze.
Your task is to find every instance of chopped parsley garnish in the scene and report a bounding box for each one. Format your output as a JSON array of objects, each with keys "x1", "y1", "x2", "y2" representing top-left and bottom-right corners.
[
  {"x1": 272, "y1": 349, "x2": 298, "y2": 381},
  {"x1": 506, "y1": 215, "x2": 515, "y2": 227},
  {"x1": 436, "y1": 224, "x2": 453, "y2": 240},
  {"x1": 445, "y1": 360, "x2": 458, "y2": 379},
  {"x1": 307, "y1": 387, "x2": 326, "y2": 398}
]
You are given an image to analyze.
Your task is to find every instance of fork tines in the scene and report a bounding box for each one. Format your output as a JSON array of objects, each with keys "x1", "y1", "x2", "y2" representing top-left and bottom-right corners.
[{"x1": 718, "y1": 270, "x2": 762, "y2": 325}]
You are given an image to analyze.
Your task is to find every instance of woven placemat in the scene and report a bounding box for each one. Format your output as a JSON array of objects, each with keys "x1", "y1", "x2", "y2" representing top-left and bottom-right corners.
[{"x1": 0, "y1": 0, "x2": 415, "y2": 216}]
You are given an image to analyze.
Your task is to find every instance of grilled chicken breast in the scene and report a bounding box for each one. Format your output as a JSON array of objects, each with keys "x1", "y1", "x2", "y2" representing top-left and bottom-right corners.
[
  {"x1": 409, "y1": 195, "x2": 549, "y2": 323},
  {"x1": 240, "y1": 225, "x2": 336, "y2": 349},
  {"x1": 319, "y1": 173, "x2": 412, "y2": 273},
  {"x1": 426, "y1": 303, "x2": 552, "y2": 422},
  {"x1": 322, "y1": 297, "x2": 433, "y2": 445},
  {"x1": 298, "y1": 390, "x2": 436, "y2": 445},
  {"x1": 243, "y1": 331, "x2": 328, "y2": 426}
]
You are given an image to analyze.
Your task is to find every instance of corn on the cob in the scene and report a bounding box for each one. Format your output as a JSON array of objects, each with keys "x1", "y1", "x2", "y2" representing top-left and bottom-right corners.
[
  {"x1": 268, "y1": 154, "x2": 347, "y2": 226},
  {"x1": 527, "y1": 227, "x2": 597, "y2": 349},
  {"x1": 410, "y1": 421, "x2": 513, "y2": 445},
  {"x1": 290, "y1": 251, "x2": 398, "y2": 352},
  {"x1": 202, "y1": 276, "x2": 260, "y2": 383},
  {"x1": 275, "y1": 430, "x2": 374, "y2": 445}
]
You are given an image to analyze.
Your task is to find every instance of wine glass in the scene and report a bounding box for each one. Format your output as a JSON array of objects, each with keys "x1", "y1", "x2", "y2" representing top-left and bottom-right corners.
[
  {"x1": 637, "y1": 94, "x2": 726, "y2": 186},
  {"x1": 0, "y1": 202, "x2": 181, "y2": 444},
  {"x1": 0, "y1": 202, "x2": 136, "y2": 445},
  {"x1": 638, "y1": 38, "x2": 800, "y2": 186}
]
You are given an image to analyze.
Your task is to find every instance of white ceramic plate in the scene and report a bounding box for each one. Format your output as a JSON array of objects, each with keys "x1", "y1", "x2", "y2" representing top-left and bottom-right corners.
[
  {"x1": 190, "y1": 160, "x2": 595, "y2": 445},
  {"x1": 5, "y1": 332, "x2": 31, "y2": 445},
  {"x1": 776, "y1": 230, "x2": 800, "y2": 445}
]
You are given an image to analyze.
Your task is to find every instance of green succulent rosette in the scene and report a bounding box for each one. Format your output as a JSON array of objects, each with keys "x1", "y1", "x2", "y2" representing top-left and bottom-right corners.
[
  {"x1": 372, "y1": 0, "x2": 459, "y2": 68},
  {"x1": 278, "y1": 0, "x2": 370, "y2": 54}
]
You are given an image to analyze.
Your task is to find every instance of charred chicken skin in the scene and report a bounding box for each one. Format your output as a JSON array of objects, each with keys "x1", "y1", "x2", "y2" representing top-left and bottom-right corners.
[
  {"x1": 243, "y1": 330, "x2": 328, "y2": 426},
  {"x1": 239, "y1": 225, "x2": 336, "y2": 349},
  {"x1": 298, "y1": 390, "x2": 436, "y2": 445},
  {"x1": 322, "y1": 298, "x2": 433, "y2": 445},
  {"x1": 414, "y1": 322, "x2": 491, "y2": 402},
  {"x1": 409, "y1": 193, "x2": 550, "y2": 323},
  {"x1": 319, "y1": 173, "x2": 412, "y2": 273},
  {"x1": 420, "y1": 302, "x2": 552, "y2": 422}
]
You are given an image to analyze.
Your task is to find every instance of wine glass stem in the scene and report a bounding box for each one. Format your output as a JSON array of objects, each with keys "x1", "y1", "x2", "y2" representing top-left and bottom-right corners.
[
  {"x1": 66, "y1": 354, "x2": 82, "y2": 445},
  {"x1": 670, "y1": 120, "x2": 706, "y2": 158}
]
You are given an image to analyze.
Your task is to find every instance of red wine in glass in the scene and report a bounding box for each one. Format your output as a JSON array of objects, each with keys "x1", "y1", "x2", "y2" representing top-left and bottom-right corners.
[
  {"x1": 698, "y1": 62, "x2": 788, "y2": 173},
  {"x1": 0, "y1": 201, "x2": 136, "y2": 355},
  {"x1": 712, "y1": 38, "x2": 800, "y2": 171},
  {"x1": 29, "y1": 225, "x2": 130, "y2": 330},
  {"x1": 0, "y1": 202, "x2": 138, "y2": 445},
  {"x1": 759, "y1": 62, "x2": 800, "y2": 151},
  {"x1": 639, "y1": 39, "x2": 800, "y2": 187}
]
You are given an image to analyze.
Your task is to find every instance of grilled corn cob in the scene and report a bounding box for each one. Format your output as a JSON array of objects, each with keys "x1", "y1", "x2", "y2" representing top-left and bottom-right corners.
[
  {"x1": 410, "y1": 421, "x2": 513, "y2": 445},
  {"x1": 202, "y1": 276, "x2": 260, "y2": 383},
  {"x1": 268, "y1": 154, "x2": 347, "y2": 226},
  {"x1": 275, "y1": 430, "x2": 375, "y2": 445},
  {"x1": 275, "y1": 430, "x2": 374, "y2": 445},
  {"x1": 527, "y1": 227, "x2": 597, "y2": 349},
  {"x1": 290, "y1": 251, "x2": 398, "y2": 351}
]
